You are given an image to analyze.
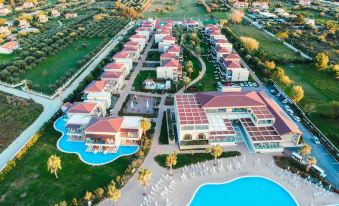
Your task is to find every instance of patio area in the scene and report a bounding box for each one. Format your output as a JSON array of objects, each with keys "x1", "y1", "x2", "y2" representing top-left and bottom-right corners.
[{"x1": 123, "y1": 95, "x2": 157, "y2": 115}]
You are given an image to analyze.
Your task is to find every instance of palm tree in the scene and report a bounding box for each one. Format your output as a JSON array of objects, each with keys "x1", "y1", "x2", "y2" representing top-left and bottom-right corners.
[
  {"x1": 186, "y1": 66, "x2": 194, "y2": 77},
  {"x1": 94, "y1": 188, "x2": 104, "y2": 199},
  {"x1": 206, "y1": 145, "x2": 223, "y2": 166},
  {"x1": 165, "y1": 153, "x2": 177, "y2": 176},
  {"x1": 140, "y1": 118, "x2": 152, "y2": 137},
  {"x1": 306, "y1": 156, "x2": 317, "y2": 172},
  {"x1": 109, "y1": 188, "x2": 121, "y2": 206},
  {"x1": 84, "y1": 191, "x2": 93, "y2": 206},
  {"x1": 137, "y1": 168, "x2": 152, "y2": 196},
  {"x1": 184, "y1": 60, "x2": 193, "y2": 69},
  {"x1": 47, "y1": 154, "x2": 62, "y2": 178},
  {"x1": 298, "y1": 144, "x2": 312, "y2": 159},
  {"x1": 183, "y1": 76, "x2": 191, "y2": 91}
]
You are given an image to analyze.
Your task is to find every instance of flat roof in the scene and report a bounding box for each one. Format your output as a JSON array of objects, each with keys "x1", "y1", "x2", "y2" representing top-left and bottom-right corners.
[
  {"x1": 240, "y1": 118, "x2": 282, "y2": 143},
  {"x1": 176, "y1": 94, "x2": 208, "y2": 125}
]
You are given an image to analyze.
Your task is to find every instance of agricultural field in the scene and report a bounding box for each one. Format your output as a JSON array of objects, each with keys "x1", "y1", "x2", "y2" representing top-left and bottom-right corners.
[
  {"x1": 144, "y1": 0, "x2": 230, "y2": 20},
  {"x1": 0, "y1": 92, "x2": 43, "y2": 152},
  {"x1": 227, "y1": 23, "x2": 304, "y2": 63},
  {"x1": 22, "y1": 38, "x2": 103, "y2": 94},
  {"x1": 278, "y1": 64, "x2": 339, "y2": 147}
]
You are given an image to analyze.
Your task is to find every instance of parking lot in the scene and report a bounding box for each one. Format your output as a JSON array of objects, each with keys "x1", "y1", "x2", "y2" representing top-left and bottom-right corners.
[{"x1": 268, "y1": 87, "x2": 339, "y2": 188}]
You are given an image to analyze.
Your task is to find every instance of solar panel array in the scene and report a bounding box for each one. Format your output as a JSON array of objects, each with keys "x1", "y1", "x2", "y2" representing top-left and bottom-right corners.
[
  {"x1": 176, "y1": 94, "x2": 208, "y2": 125},
  {"x1": 251, "y1": 106, "x2": 274, "y2": 120},
  {"x1": 240, "y1": 118, "x2": 282, "y2": 143}
]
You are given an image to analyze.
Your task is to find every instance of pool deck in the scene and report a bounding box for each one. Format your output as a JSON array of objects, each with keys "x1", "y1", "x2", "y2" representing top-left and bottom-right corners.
[{"x1": 99, "y1": 143, "x2": 339, "y2": 206}]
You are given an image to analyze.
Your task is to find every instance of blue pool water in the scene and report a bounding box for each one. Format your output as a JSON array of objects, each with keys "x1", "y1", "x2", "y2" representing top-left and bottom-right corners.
[
  {"x1": 189, "y1": 176, "x2": 298, "y2": 206},
  {"x1": 54, "y1": 116, "x2": 139, "y2": 166}
]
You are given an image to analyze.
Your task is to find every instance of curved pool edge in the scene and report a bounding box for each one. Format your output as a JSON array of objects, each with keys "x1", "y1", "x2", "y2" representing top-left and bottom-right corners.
[
  {"x1": 187, "y1": 175, "x2": 300, "y2": 206},
  {"x1": 53, "y1": 116, "x2": 140, "y2": 166}
]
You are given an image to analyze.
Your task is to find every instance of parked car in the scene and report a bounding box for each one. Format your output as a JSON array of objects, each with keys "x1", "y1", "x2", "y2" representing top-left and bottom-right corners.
[
  {"x1": 216, "y1": 82, "x2": 222, "y2": 88},
  {"x1": 276, "y1": 93, "x2": 281, "y2": 97},
  {"x1": 311, "y1": 165, "x2": 326, "y2": 178},
  {"x1": 291, "y1": 152, "x2": 304, "y2": 163},
  {"x1": 312, "y1": 136, "x2": 320, "y2": 145},
  {"x1": 240, "y1": 83, "x2": 244, "y2": 87},
  {"x1": 282, "y1": 99, "x2": 288, "y2": 104},
  {"x1": 248, "y1": 82, "x2": 253, "y2": 87},
  {"x1": 293, "y1": 116, "x2": 300, "y2": 122},
  {"x1": 270, "y1": 89, "x2": 276, "y2": 94},
  {"x1": 244, "y1": 82, "x2": 249, "y2": 87},
  {"x1": 253, "y1": 82, "x2": 258, "y2": 87},
  {"x1": 287, "y1": 109, "x2": 294, "y2": 116},
  {"x1": 285, "y1": 105, "x2": 290, "y2": 110}
]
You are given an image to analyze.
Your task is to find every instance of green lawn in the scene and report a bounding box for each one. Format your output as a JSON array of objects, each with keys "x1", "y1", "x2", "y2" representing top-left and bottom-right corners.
[
  {"x1": 182, "y1": 48, "x2": 201, "y2": 81},
  {"x1": 278, "y1": 63, "x2": 339, "y2": 147},
  {"x1": 159, "y1": 111, "x2": 169, "y2": 145},
  {"x1": 132, "y1": 70, "x2": 157, "y2": 91},
  {"x1": 0, "y1": 122, "x2": 134, "y2": 205},
  {"x1": 146, "y1": 51, "x2": 160, "y2": 61},
  {"x1": 0, "y1": 92, "x2": 43, "y2": 152},
  {"x1": 0, "y1": 52, "x2": 18, "y2": 64},
  {"x1": 228, "y1": 23, "x2": 303, "y2": 63},
  {"x1": 154, "y1": 151, "x2": 241, "y2": 169},
  {"x1": 22, "y1": 38, "x2": 103, "y2": 94},
  {"x1": 144, "y1": 0, "x2": 227, "y2": 19}
]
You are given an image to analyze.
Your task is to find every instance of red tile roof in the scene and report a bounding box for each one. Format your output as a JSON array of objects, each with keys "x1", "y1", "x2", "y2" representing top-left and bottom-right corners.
[
  {"x1": 257, "y1": 92, "x2": 301, "y2": 135},
  {"x1": 167, "y1": 45, "x2": 180, "y2": 53},
  {"x1": 175, "y1": 94, "x2": 209, "y2": 125},
  {"x1": 104, "y1": 62, "x2": 125, "y2": 70},
  {"x1": 113, "y1": 51, "x2": 130, "y2": 59},
  {"x1": 85, "y1": 117, "x2": 124, "y2": 133},
  {"x1": 223, "y1": 60, "x2": 241, "y2": 69},
  {"x1": 130, "y1": 34, "x2": 145, "y2": 39},
  {"x1": 124, "y1": 41, "x2": 140, "y2": 47},
  {"x1": 158, "y1": 29, "x2": 171, "y2": 35},
  {"x1": 197, "y1": 91, "x2": 265, "y2": 108},
  {"x1": 222, "y1": 54, "x2": 240, "y2": 61},
  {"x1": 122, "y1": 46, "x2": 138, "y2": 52},
  {"x1": 162, "y1": 59, "x2": 179, "y2": 68},
  {"x1": 215, "y1": 46, "x2": 231, "y2": 54},
  {"x1": 160, "y1": 52, "x2": 176, "y2": 59},
  {"x1": 84, "y1": 80, "x2": 107, "y2": 93},
  {"x1": 163, "y1": 35, "x2": 175, "y2": 41},
  {"x1": 101, "y1": 71, "x2": 123, "y2": 79},
  {"x1": 215, "y1": 39, "x2": 229, "y2": 43},
  {"x1": 68, "y1": 102, "x2": 97, "y2": 114}
]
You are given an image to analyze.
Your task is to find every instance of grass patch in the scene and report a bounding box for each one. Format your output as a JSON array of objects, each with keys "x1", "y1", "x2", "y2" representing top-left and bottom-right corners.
[
  {"x1": 0, "y1": 121, "x2": 134, "y2": 205},
  {"x1": 0, "y1": 52, "x2": 18, "y2": 64},
  {"x1": 159, "y1": 111, "x2": 169, "y2": 145},
  {"x1": 228, "y1": 23, "x2": 303, "y2": 63},
  {"x1": 21, "y1": 38, "x2": 103, "y2": 94},
  {"x1": 154, "y1": 151, "x2": 241, "y2": 169},
  {"x1": 182, "y1": 48, "x2": 201, "y2": 80},
  {"x1": 278, "y1": 63, "x2": 339, "y2": 147},
  {"x1": 146, "y1": 51, "x2": 160, "y2": 61},
  {"x1": 132, "y1": 70, "x2": 157, "y2": 91},
  {"x1": 0, "y1": 92, "x2": 43, "y2": 152}
]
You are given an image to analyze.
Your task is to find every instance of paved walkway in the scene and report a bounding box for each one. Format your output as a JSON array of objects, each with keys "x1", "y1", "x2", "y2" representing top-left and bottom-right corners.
[
  {"x1": 111, "y1": 35, "x2": 155, "y2": 117},
  {"x1": 0, "y1": 22, "x2": 135, "y2": 171}
]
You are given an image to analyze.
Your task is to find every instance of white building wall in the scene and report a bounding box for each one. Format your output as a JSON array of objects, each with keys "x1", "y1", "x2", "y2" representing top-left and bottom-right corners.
[{"x1": 230, "y1": 69, "x2": 249, "y2": 82}]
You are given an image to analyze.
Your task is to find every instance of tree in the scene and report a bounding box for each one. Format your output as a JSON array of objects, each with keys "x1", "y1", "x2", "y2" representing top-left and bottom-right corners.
[
  {"x1": 94, "y1": 188, "x2": 105, "y2": 199},
  {"x1": 108, "y1": 188, "x2": 121, "y2": 206},
  {"x1": 298, "y1": 144, "x2": 311, "y2": 159},
  {"x1": 54, "y1": 201, "x2": 67, "y2": 206},
  {"x1": 306, "y1": 156, "x2": 316, "y2": 172},
  {"x1": 183, "y1": 76, "x2": 191, "y2": 90},
  {"x1": 186, "y1": 66, "x2": 194, "y2": 76},
  {"x1": 240, "y1": 36, "x2": 259, "y2": 50},
  {"x1": 324, "y1": 101, "x2": 339, "y2": 118},
  {"x1": 71, "y1": 198, "x2": 78, "y2": 206},
  {"x1": 315, "y1": 52, "x2": 329, "y2": 70},
  {"x1": 84, "y1": 191, "x2": 93, "y2": 206},
  {"x1": 264, "y1": 61, "x2": 275, "y2": 70},
  {"x1": 137, "y1": 168, "x2": 152, "y2": 196},
  {"x1": 47, "y1": 155, "x2": 62, "y2": 178},
  {"x1": 165, "y1": 153, "x2": 177, "y2": 176},
  {"x1": 303, "y1": 103, "x2": 317, "y2": 115},
  {"x1": 230, "y1": 10, "x2": 244, "y2": 24},
  {"x1": 279, "y1": 75, "x2": 293, "y2": 88},
  {"x1": 206, "y1": 145, "x2": 223, "y2": 166},
  {"x1": 295, "y1": 14, "x2": 305, "y2": 24},
  {"x1": 140, "y1": 118, "x2": 152, "y2": 137},
  {"x1": 291, "y1": 85, "x2": 304, "y2": 103},
  {"x1": 219, "y1": 19, "x2": 228, "y2": 27},
  {"x1": 0, "y1": 18, "x2": 7, "y2": 25},
  {"x1": 276, "y1": 31, "x2": 289, "y2": 40}
]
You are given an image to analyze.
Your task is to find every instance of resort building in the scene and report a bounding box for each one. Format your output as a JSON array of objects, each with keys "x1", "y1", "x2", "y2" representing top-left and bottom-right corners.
[
  {"x1": 157, "y1": 59, "x2": 182, "y2": 80},
  {"x1": 158, "y1": 35, "x2": 176, "y2": 52},
  {"x1": 220, "y1": 60, "x2": 249, "y2": 82},
  {"x1": 174, "y1": 90, "x2": 301, "y2": 153},
  {"x1": 144, "y1": 79, "x2": 171, "y2": 90},
  {"x1": 51, "y1": 9, "x2": 60, "y2": 17},
  {"x1": 213, "y1": 39, "x2": 233, "y2": 51},
  {"x1": 155, "y1": 29, "x2": 171, "y2": 43},
  {"x1": 166, "y1": 45, "x2": 181, "y2": 57},
  {"x1": 65, "y1": 13, "x2": 77, "y2": 19},
  {"x1": 212, "y1": 46, "x2": 231, "y2": 59},
  {"x1": 251, "y1": 2, "x2": 269, "y2": 10},
  {"x1": 183, "y1": 20, "x2": 199, "y2": 30},
  {"x1": 298, "y1": 0, "x2": 311, "y2": 6},
  {"x1": 0, "y1": 26, "x2": 11, "y2": 37},
  {"x1": 38, "y1": 14, "x2": 48, "y2": 23},
  {"x1": 234, "y1": 1, "x2": 249, "y2": 8},
  {"x1": 22, "y1": 2, "x2": 34, "y2": 9},
  {"x1": 0, "y1": 7, "x2": 11, "y2": 16},
  {"x1": 83, "y1": 116, "x2": 143, "y2": 153},
  {"x1": 129, "y1": 34, "x2": 146, "y2": 49},
  {"x1": 112, "y1": 51, "x2": 133, "y2": 71},
  {"x1": 0, "y1": 41, "x2": 19, "y2": 54},
  {"x1": 18, "y1": 20, "x2": 30, "y2": 29}
]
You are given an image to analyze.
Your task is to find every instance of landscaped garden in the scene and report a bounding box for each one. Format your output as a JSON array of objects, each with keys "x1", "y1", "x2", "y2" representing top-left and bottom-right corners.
[
  {"x1": 159, "y1": 111, "x2": 169, "y2": 145},
  {"x1": 0, "y1": 92, "x2": 43, "y2": 152},
  {"x1": 154, "y1": 151, "x2": 241, "y2": 169},
  {"x1": 145, "y1": 50, "x2": 160, "y2": 61},
  {"x1": 132, "y1": 70, "x2": 157, "y2": 91}
]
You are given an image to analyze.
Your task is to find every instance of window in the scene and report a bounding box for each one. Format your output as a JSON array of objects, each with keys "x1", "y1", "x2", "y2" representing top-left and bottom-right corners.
[
  {"x1": 195, "y1": 125, "x2": 209, "y2": 130},
  {"x1": 183, "y1": 134, "x2": 192, "y2": 140},
  {"x1": 197, "y1": 133, "x2": 206, "y2": 140},
  {"x1": 232, "y1": 108, "x2": 247, "y2": 112},
  {"x1": 182, "y1": 125, "x2": 194, "y2": 131}
]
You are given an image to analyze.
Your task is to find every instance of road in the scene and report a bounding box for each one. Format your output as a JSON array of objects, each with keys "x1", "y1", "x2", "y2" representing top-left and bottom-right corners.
[
  {"x1": 267, "y1": 89, "x2": 339, "y2": 188},
  {"x1": 0, "y1": 21, "x2": 135, "y2": 171}
]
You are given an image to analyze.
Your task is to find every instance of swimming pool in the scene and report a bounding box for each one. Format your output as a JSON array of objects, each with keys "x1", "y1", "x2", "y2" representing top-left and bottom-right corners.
[
  {"x1": 189, "y1": 176, "x2": 298, "y2": 206},
  {"x1": 54, "y1": 116, "x2": 139, "y2": 166}
]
